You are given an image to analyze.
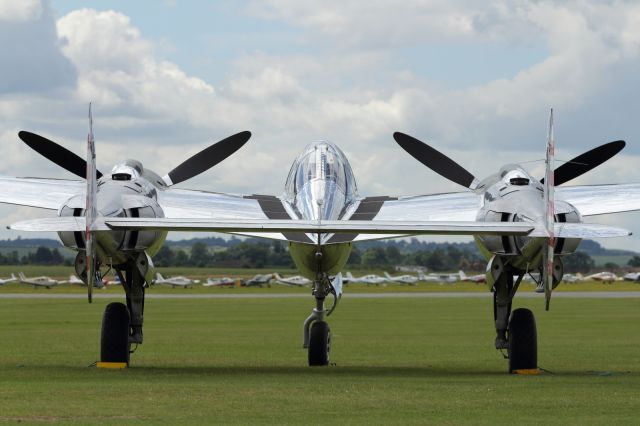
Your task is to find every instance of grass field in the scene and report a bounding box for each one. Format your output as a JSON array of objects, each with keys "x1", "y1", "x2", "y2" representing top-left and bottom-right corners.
[{"x1": 0, "y1": 296, "x2": 639, "y2": 424}]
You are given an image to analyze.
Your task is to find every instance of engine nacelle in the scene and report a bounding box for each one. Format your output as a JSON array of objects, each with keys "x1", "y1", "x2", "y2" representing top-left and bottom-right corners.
[
  {"x1": 475, "y1": 201, "x2": 582, "y2": 260},
  {"x1": 57, "y1": 193, "x2": 165, "y2": 258}
]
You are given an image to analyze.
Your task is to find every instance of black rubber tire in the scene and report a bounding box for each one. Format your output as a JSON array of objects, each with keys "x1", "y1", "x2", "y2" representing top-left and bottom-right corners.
[
  {"x1": 308, "y1": 321, "x2": 331, "y2": 366},
  {"x1": 100, "y1": 302, "x2": 131, "y2": 364},
  {"x1": 508, "y1": 308, "x2": 537, "y2": 373}
]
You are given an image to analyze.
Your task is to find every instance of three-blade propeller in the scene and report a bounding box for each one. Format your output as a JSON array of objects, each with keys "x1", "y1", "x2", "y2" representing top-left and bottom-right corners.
[
  {"x1": 393, "y1": 131, "x2": 625, "y2": 188},
  {"x1": 19, "y1": 130, "x2": 251, "y2": 185}
]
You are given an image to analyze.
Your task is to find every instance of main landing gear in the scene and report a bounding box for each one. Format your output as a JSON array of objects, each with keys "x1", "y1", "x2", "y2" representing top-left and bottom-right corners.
[
  {"x1": 303, "y1": 273, "x2": 342, "y2": 366},
  {"x1": 99, "y1": 253, "x2": 150, "y2": 366},
  {"x1": 488, "y1": 256, "x2": 538, "y2": 373}
]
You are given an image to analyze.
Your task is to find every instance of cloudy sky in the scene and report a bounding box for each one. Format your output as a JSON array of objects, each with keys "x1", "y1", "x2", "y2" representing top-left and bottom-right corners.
[{"x1": 1, "y1": 0, "x2": 640, "y2": 249}]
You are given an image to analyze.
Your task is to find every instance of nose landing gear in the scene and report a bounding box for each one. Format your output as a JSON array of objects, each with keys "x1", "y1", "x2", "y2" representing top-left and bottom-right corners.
[{"x1": 303, "y1": 273, "x2": 342, "y2": 366}]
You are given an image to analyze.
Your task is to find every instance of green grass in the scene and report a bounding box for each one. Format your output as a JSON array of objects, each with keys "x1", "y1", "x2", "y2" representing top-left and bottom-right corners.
[{"x1": 0, "y1": 296, "x2": 639, "y2": 424}]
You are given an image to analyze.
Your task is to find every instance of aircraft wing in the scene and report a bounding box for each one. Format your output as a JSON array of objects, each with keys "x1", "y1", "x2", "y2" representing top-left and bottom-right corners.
[
  {"x1": 10, "y1": 216, "x2": 535, "y2": 235},
  {"x1": 321, "y1": 192, "x2": 481, "y2": 243},
  {"x1": 0, "y1": 176, "x2": 83, "y2": 210},
  {"x1": 157, "y1": 190, "x2": 314, "y2": 242},
  {"x1": 0, "y1": 177, "x2": 302, "y2": 242},
  {"x1": 363, "y1": 183, "x2": 640, "y2": 222},
  {"x1": 158, "y1": 189, "x2": 270, "y2": 220},
  {"x1": 359, "y1": 192, "x2": 481, "y2": 222},
  {"x1": 556, "y1": 183, "x2": 640, "y2": 216},
  {"x1": 11, "y1": 216, "x2": 630, "y2": 241}
]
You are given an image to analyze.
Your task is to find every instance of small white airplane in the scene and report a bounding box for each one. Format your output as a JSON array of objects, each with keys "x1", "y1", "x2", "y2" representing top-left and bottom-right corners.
[
  {"x1": 458, "y1": 270, "x2": 486, "y2": 283},
  {"x1": 203, "y1": 277, "x2": 237, "y2": 287},
  {"x1": 272, "y1": 273, "x2": 312, "y2": 286},
  {"x1": 0, "y1": 273, "x2": 17, "y2": 285},
  {"x1": 272, "y1": 273, "x2": 312, "y2": 287},
  {"x1": 383, "y1": 271, "x2": 418, "y2": 285},
  {"x1": 344, "y1": 272, "x2": 387, "y2": 285},
  {"x1": 418, "y1": 271, "x2": 459, "y2": 284},
  {"x1": 153, "y1": 273, "x2": 199, "y2": 288},
  {"x1": 584, "y1": 271, "x2": 619, "y2": 283},
  {"x1": 18, "y1": 272, "x2": 60, "y2": 289},
  {"x1": 562, "y1": 273, "x2": 583, "y2": 283},
  {"x1": 67, "y1": 274, "x2": 106, "y2": 288},
  {"x1": 243, "y1": 274, "x2": 273, "y2": 287},
  {"x1": 623, "y1": 272, "x2": 640, "y2": 281}
]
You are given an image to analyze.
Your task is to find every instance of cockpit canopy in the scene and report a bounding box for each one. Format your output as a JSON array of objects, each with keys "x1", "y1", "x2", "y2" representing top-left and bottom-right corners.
[
  {"x1": 112, "y1": 159, "x2": 143, "y2": 181},
  {"x1": 283, "y1": 141, "x2": 359, "y2": 221},
  {"x1": 284, "y1": 142, "x2": 358, "y2": 202},
  {"x1": 499, "y1": 165, "x2": 531, "y2": 186}
]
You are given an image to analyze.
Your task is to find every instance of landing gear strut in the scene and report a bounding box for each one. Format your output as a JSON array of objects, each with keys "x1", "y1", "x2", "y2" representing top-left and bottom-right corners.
[
  {"x1": 303, "y1": 273, "x2": 340, "y2": 366},
  {"x1": 488, "y1": 255, "x2": 537, "y2": 373}
]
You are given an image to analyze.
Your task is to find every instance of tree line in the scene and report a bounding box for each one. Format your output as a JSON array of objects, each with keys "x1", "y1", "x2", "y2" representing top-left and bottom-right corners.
[
  {"x1": 0, "y1": 247, "x2": 66, "y2": 265},
  {"x1": 4, "y1": 242, "x2": 639, "y2": 273}
]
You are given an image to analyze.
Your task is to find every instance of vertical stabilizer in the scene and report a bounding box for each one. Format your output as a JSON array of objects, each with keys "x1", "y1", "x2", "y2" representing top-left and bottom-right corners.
[
  {"x1": 542, "y1": 108, "x2": 555, "y2": 310},
  {"x1": 86, "y1": 103, "x2": 97, "y2": 303}
]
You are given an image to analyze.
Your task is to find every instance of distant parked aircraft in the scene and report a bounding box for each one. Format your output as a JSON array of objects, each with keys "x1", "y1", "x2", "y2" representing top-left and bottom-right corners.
[
  {"x1": 623, "y1": 272, "x2": 640, "y2": 281},
  {"x1": 459, "y1": 270, "x2": 486, "y2": 283},
  {"x1": 243, "y1": 274, "x2": 273, "y2": 287},
  {"x1": 562, "y1": 273, "x2": 583, "y2": 283},
  {"x1": 204, "y1": 277, "x2": 237, "y2": 287},
  {"x1": 272, "y1": 273, "x2": 312, "y2": 287},
  {"x1": 67, "y1": 274, "x2": 105, "y2": 288},
  {"x1": 18, "y1": 272, "x2": 60, "y2": 289},
  {"x1": 418, "y1": 271, "x2": 459, "y2": 284},
  {"x1": 154, "y1": 273, "x2": 199, "y2": 288},
  {"x1": 584, "y1": 271, "x2": 618, "y2": 283},
  {"x1": 0, "y1": 273, "x2": 17, "y2": 285},
  {"x1": 383, "y1": 271, "x2": 418, "y2": 285},
  {"x1": 344, "y1": 272, "x2": 387, "y2": 285}
]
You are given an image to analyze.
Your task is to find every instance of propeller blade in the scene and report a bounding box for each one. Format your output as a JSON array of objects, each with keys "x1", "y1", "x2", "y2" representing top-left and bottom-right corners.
[
  {"x1": 18, "y1": 131, "x2": 103, "y2": 180},
  {"x1": 393, "y1": 132, "x2": 479, "y2": 189},
  {"x1": 163, "y1": 131, "x2": 251, "y2": 186},
  {"x1": 541, "y1": 140, "x2": 625, "y2": 186}
]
